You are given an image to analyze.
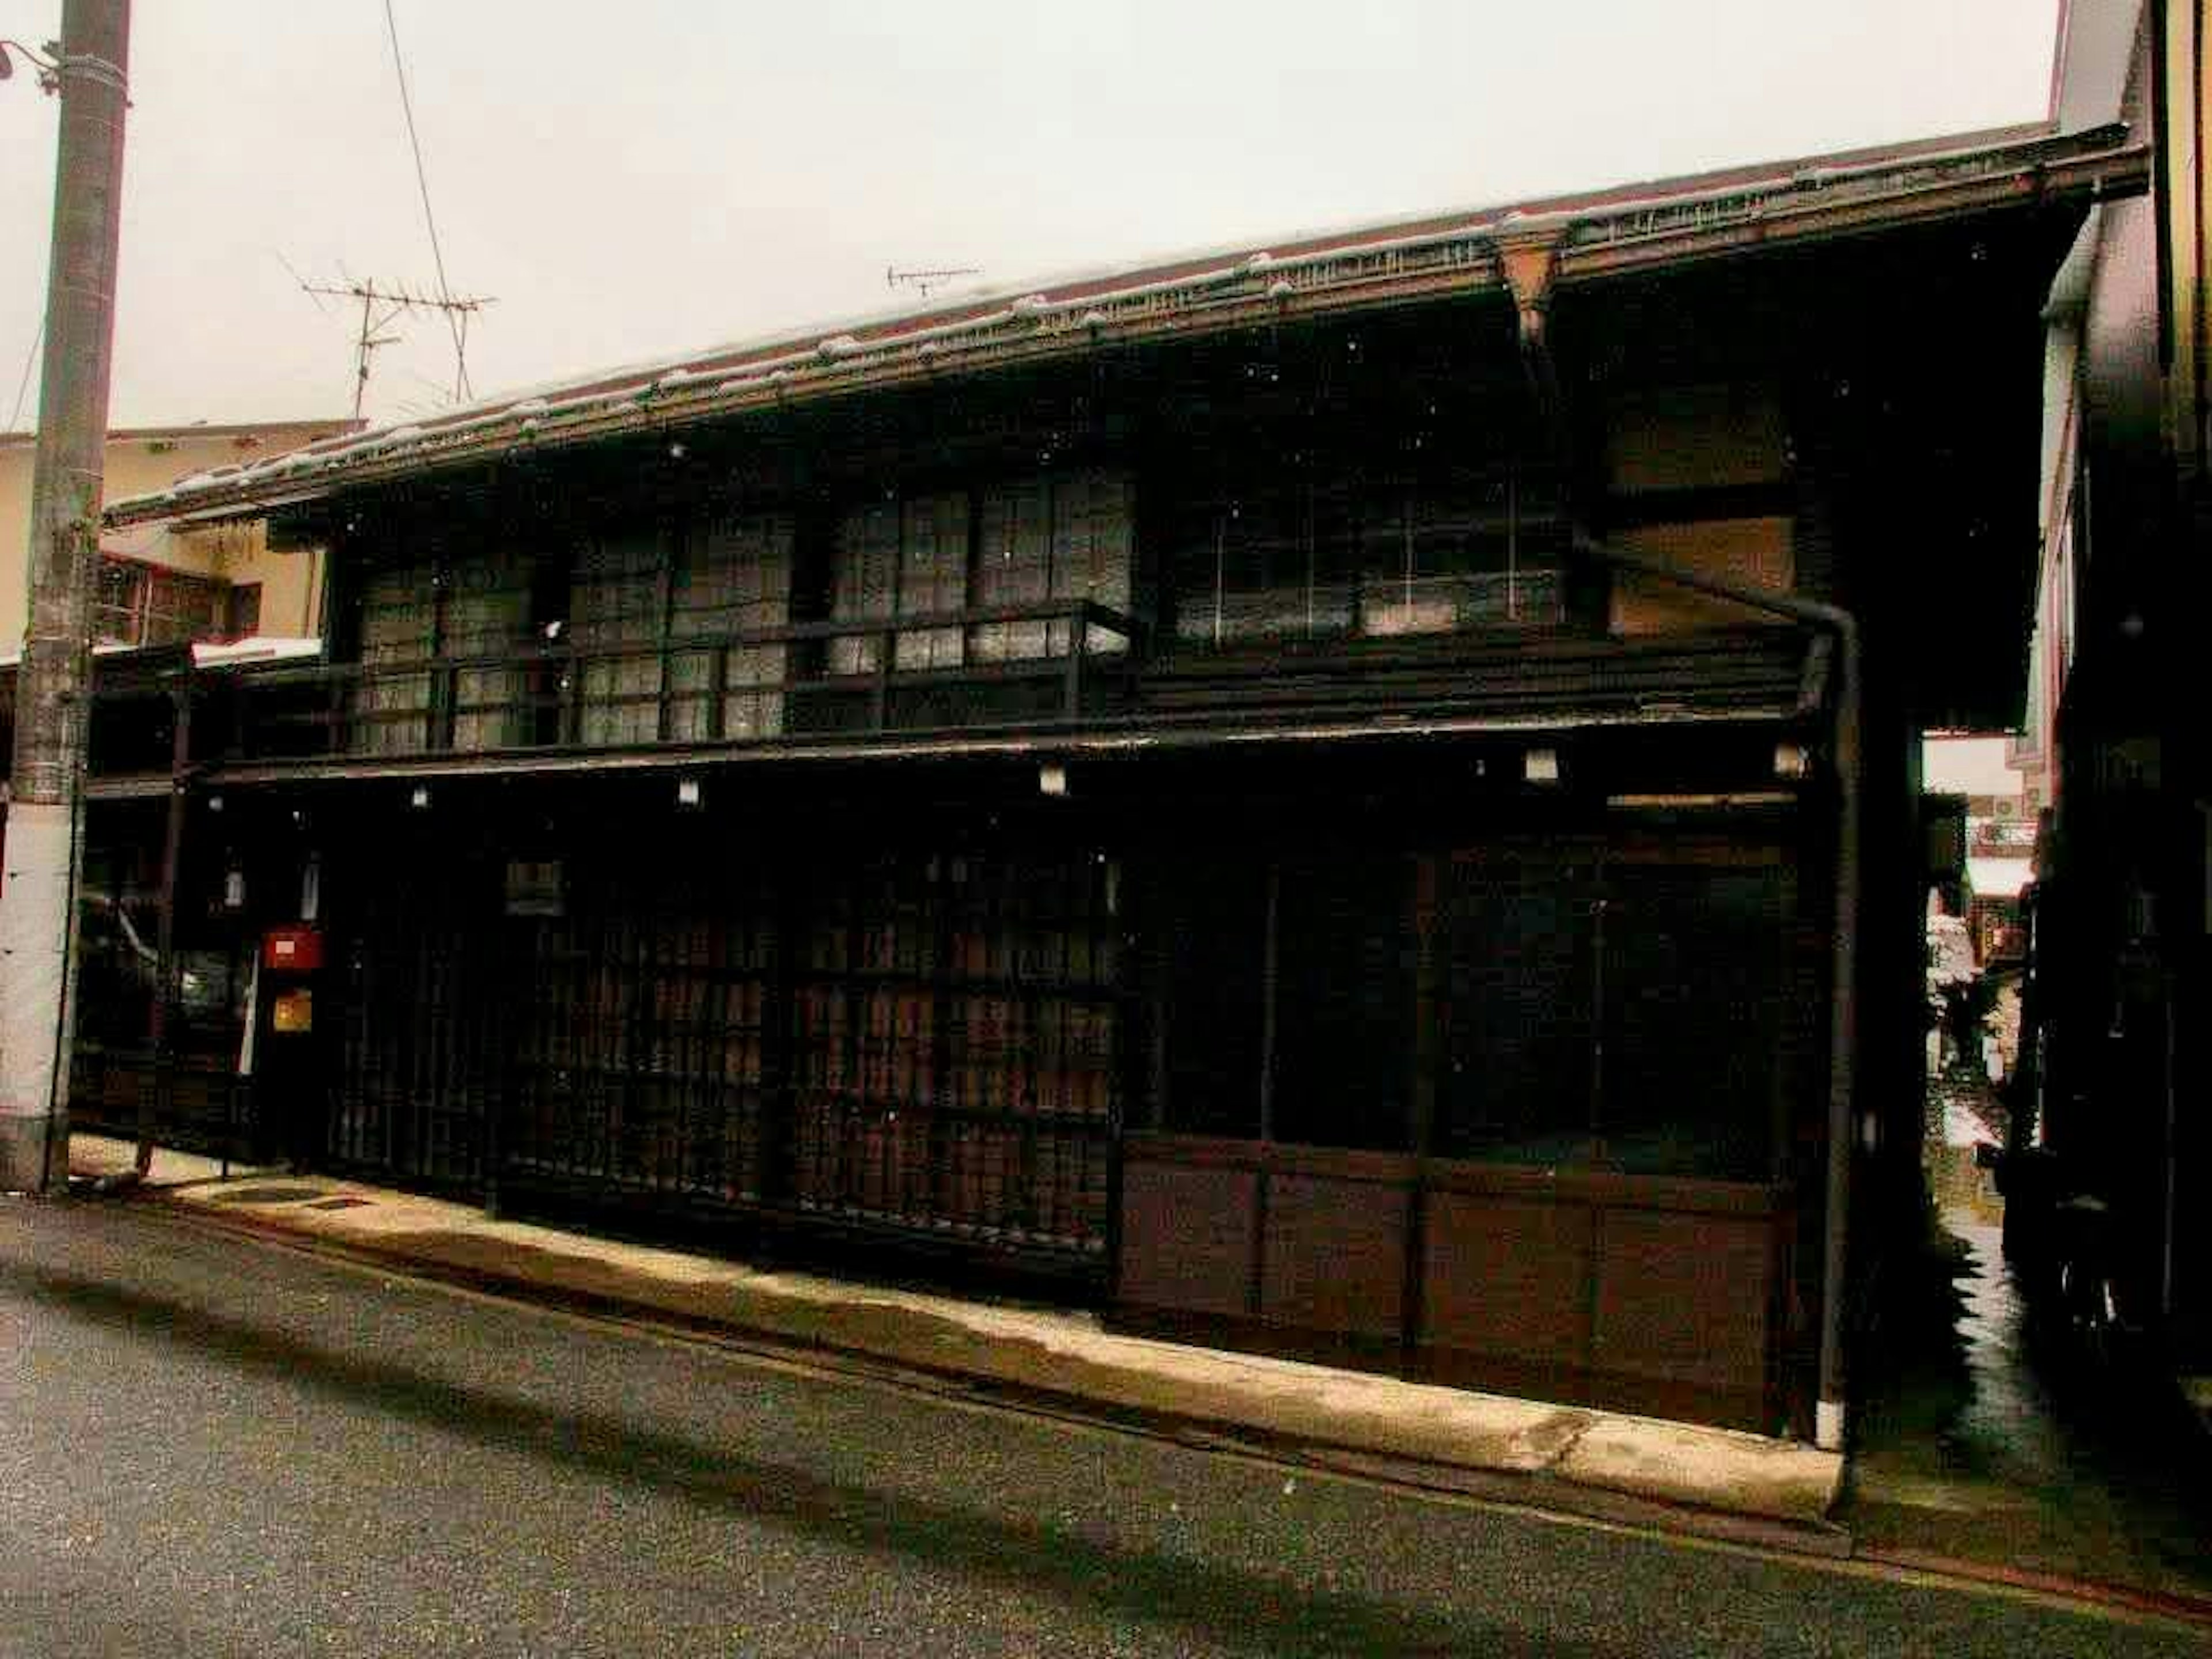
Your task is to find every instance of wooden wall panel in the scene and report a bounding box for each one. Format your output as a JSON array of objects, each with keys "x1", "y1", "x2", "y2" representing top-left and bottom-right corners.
[
  {"x1": 1590, "y1": 1207, "x2": 1776, "y2": 1392},
  {"x1": 1607, "y1": 517, "x2": 1795, "y2": 635},
  {"x1": 1116, "y1": 1160, "x2": 1257, "y2": 1319},
  {"x1": 1419, "y1": 1191, "x2": 1594, "y2": 1365},
  {"x1": 1260, "y1": 1172, "x2": 1407, "y2": 1339}
]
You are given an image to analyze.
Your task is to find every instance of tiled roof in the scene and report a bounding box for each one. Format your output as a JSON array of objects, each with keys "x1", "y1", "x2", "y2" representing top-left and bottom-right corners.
[{"x1": 105, "y1": 122, "x2": 2143, "y2": 531}]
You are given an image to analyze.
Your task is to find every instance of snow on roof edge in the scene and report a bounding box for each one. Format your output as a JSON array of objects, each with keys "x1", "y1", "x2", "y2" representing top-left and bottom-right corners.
[{"x1": 108, "y1": 116, "x2": 2098, "y2": 522}]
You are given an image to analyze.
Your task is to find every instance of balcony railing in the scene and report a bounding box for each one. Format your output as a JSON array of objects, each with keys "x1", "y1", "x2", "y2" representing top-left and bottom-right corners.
[{"x1": 224, "y1": 600, "x2": 1144, "y2": 764}]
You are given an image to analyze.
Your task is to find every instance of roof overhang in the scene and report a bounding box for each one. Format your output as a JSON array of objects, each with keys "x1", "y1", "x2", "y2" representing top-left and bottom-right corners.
[
  {"x1": 190, "y1": 700, "x2": 1813, "y2": 791},
  {"x1": 105, "y1": 124, "x2": 2150, "y2": 532}
]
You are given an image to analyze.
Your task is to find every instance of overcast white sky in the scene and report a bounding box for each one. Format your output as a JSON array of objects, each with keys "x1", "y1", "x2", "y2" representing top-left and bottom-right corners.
[{"x1": 0, "y1": 1, "x2": 2059, "y2": 431}]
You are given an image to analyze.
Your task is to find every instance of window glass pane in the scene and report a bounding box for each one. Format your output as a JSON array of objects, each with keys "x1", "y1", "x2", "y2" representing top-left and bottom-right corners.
[
  {"x1": 444, "y1": 549, "x2": 532, "y2": 751},
  {"x1": 828, "y1": 502, "x2": 900, "y2": 676},
  {"x1": 1271, "y1": 855, "x2": 1414, "y2": 1152},
  {"x1": 1050, "y1": 469, "x2": 1134, "y2": 657},
  {"x1": 1169, "y1": 487, "x2": 1350, "y2": 647},
  {"x1": 351, "y1": 562, "x2": 436, "y2": 755},
  {"x1": 1357, "y1": 472, "x2": 1567, "y2": 636},
  {"x1": 571, "y1": 529, "x2": 664, "y2": 747},
  {"x1": 224, "y1": 582, "x2": 262, "y2": 641},
  {"x1": 94, "y1": 558, "x2": 145, "y2": 646},
  {"x1": 1168, "y1": 463, "x2": 1562, "y2": 647},
  {"x1": 1156, "y1": 858, "x2": 1266, "y2": 1139},
  {"x1": 896, "y1": 491, "x2": 968, "y2": 670},
  {"x1": 1600, "y1": 865, "x2": 1785, "y2": 1180},
  {"x1": 100, "y1": 563, "x2": 227, "y2": 648},
  {"x1": 971, "y1": 479, "x2": 1054, "y2": 661},
  {"x1": 669, "y1": 511, "x2": 791, "y2": 739},
  {"x1": 1435, "y1": 850, "x2": 1597, "y2": 1164}
]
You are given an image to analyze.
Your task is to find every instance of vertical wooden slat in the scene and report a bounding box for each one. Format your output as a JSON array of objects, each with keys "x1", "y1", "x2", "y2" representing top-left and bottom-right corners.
[{"x1": 1403, "y1": 853, "x2": 1441, "y2": 1355}]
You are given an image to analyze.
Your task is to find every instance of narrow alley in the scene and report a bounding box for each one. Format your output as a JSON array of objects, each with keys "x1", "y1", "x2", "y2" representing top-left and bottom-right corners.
[{"x1": 1844, "y1": 1086, "x2": 2212, "y2": 1609}]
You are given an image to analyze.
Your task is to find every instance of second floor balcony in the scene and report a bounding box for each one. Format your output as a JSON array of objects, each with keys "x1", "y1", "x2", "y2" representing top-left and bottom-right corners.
[
  {"x1": 176, "y1": 595, "x2": 1816, "y2": 782},
  {"x1": 226, "y1": 596, "x2": 1146, "y2": 764}
]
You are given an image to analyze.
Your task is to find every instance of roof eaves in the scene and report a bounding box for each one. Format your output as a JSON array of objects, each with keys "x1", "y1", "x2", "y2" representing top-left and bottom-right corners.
[{"x1": 105, "y1": 122, "x2": 2143, "y2": 532}]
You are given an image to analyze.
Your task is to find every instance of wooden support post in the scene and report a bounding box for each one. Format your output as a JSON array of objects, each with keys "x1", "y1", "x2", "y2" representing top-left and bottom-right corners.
[
  {"x1": 870, "y1": 628, "x2": 893, "y2": 732},
  {"x1": 1402, "y1": 853, "x2": 1442, "y2": 1363},
  {"x1": 1062, "y1": 607, "x2": 1088, "y2": 721},
  {"x1": 431, "y1": 661, "x2": 458, "y2": 752},
  {"x1": 560, "y1": 652, "x2": 583, "y2": 748},
  {"x1": 142, "y1": 679, "x2": 192, "y2": 1173},
  {"x1": 654, "y1": 522, "x2": 676, "y2": 744},
  {"x1": 326, "y1": 674, "x2": 347, "y2": 758},
  {"x1": 1249, "y1": 860, "x2": 1281, "y2": 1317},
  {"x1": 707, "y1": 642, "x2": 730, "y2": 742},
  {"x1": 1256, "y1": 861, "x2": 1279, "y2": 1144},
  {"x1": 926, "y1": 853, "x2": 955, "y2": 1218}
]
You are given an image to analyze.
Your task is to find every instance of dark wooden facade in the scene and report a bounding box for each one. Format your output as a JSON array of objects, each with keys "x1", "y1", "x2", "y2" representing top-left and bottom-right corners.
[{"x1": 63, "y1": 133, "x2": 2132, "y2": 1435}]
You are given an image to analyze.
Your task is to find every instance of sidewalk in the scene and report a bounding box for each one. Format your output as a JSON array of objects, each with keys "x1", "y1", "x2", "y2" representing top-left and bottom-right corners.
[{"x1": 66, "y1": 1134, "x2": 1843, "y2": 1550}]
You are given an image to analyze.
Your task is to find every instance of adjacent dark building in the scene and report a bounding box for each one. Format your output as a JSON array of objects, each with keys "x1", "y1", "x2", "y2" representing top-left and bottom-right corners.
[{"x1": 2008, "y1": 0, "x2": 2210, "y2": 1375}]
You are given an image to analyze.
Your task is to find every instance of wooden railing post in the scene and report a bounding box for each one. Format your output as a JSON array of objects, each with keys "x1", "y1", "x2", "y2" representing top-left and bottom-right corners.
[
  {"x1": 432, "y1": 661, "x2": 459, "y2": 752},
  {"x1": 215, "y1": 601, "x2": 1149, "y2": 770},
  {"x1": 1063, "y1": 604, "x2": 1089, "y2": 721},
  {"x1": 869, "y1": 628, "x2": 893, "y2": 732},
  {"x1": 707, "y1": 642, "x2": 729, "y2": 741},
  {"x1": 560, "y1": 652, "x2": 583, "y2": 747},
  {"x1": 326, "y1": 674, "x2": 347, "y2": 757}
]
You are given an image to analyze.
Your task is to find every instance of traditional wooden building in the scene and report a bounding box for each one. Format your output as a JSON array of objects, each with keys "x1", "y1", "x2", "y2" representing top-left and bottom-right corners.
[{"x1": 72, "y1": 121, "x2": 2144, "y2": 1442}]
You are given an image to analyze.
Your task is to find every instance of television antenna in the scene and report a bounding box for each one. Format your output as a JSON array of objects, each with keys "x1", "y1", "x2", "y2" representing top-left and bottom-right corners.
[
  {"x1": 887, "y1": 264, "x2": 982, "y2": 300},
  {"x1": 290, "y1": 267, "x2": 494, "y2": 418}
]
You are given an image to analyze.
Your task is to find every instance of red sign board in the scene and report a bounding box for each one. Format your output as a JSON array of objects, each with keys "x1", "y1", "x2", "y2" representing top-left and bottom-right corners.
[{"x1": 262, "y1": 926, "x2": 323, "y2": 971}]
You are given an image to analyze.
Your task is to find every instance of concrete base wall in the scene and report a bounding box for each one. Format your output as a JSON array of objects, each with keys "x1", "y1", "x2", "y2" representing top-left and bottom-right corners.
[{"x1": 0, "y1": 1111, "x2": 60, "y2": 1193}]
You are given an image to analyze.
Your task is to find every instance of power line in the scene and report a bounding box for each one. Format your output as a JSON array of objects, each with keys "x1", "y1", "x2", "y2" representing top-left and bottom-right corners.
[
  {"x1": 382, "y1": 0, "x2": 472, "y2": 401},
  {"x1": 7, "y1": 315, "x2": 44, "y2": 433}
]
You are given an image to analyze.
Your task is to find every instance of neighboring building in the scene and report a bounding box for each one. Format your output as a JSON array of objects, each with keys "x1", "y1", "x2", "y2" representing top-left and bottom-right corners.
[
  {"x1": 75, "y1": 120, "x2": 2143, "y2": 1443},
  {"x1": 1923, "y1": 790, "x2": 1970, "y2": 919},
  {"x1": 1925, "y1": 736, "x2": 2037, "y2": 963},
  {"x1": 1924, "y1": 736, "x2": 2036, "y2": 963},
  {"x1": 0, "y1": 419, "x2": 358, "y2": 652},
  {"x1": 2008, "y1": 0, "x2": 2210, "y2": 1370}
]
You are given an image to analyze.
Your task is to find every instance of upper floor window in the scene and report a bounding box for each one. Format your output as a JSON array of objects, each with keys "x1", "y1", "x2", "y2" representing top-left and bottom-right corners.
[
  {"x1": 94, "y1": 554, "x2": 236, "y2": 648},
  {"x1": 824, "y1": 469, "x2": 1134, "y2": 671},
  {"x1": 1166, "y1": 463, "x2": 1567, "y2": 648}
]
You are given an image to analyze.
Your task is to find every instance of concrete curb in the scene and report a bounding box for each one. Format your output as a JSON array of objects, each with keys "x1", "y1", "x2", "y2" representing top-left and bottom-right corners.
[{"x1": 69, "y1": 1139, "x2": 1847, "y2": 1554}]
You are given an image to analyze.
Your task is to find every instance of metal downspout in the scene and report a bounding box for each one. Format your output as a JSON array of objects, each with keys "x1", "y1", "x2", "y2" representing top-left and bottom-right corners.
[{"x1": 1570, "y1": 533, "x2": 1860, "y2": 1451}]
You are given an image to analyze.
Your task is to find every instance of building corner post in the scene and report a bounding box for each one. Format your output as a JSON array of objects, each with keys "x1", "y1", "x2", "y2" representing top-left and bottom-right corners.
[
  {"x1": 1815, "y1": 614, "x2": 1860, "y2": 1453},
  {"x1": 0, "y1": 0, "x2": 131, "y2": 1195}
]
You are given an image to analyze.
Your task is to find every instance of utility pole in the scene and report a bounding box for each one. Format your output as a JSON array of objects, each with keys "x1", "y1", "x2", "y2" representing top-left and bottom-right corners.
[{"x1": 0, "y1": 0, "x2": 131, "y2": 1193}]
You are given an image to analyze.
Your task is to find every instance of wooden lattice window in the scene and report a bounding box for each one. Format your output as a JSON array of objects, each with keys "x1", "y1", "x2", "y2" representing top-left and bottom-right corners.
[
  {"x1": 668, "y1": 512, "x2": 793, "y2": 741},
  {"x1": 93, "y1": 555, "x2": 229, "y2": 648}
]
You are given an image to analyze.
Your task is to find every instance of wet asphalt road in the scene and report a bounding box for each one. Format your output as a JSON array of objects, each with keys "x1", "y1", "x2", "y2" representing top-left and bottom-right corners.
[{"x1": 0, "y1": 1198, "x2": 2200, "y2": 1658}]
